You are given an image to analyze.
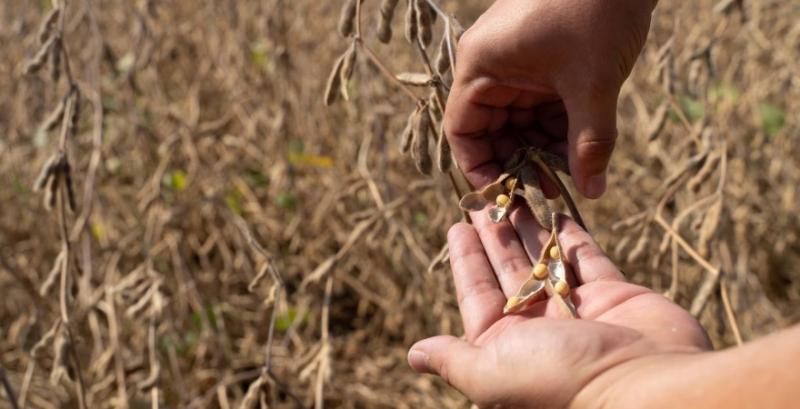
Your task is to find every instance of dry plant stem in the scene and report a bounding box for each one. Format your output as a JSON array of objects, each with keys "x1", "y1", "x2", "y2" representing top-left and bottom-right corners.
[
  {"x1": 315, "y1": 276, "x2": 334, "y2": 409},
  {"x1": 357, "y1": 42, "x2": 418, "y2": 100},
  {"x1": 233, "y1": 217, "x2": 306, "y2": 407},
  {"x1": 0, "y1": 365, "x2": 21, "y2": 409},
  {"x1": 720, "y1": 277, "x2": 743, "y2": 346},
  {"x1": 104, "y1": 290, "x2": 129, "y2": 409},
  {"x1": 148, "y1": 318, "x2": 159, "y2": 409}
]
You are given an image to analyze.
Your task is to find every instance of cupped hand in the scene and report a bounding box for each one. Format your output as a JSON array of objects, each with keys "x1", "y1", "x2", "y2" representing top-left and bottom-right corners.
[
  {"x1": 446, "y1": 0, "x2": 657, "y2": 198},
  {"x1": 407, "y1": 207, "x2": 711, "y2": 409}
]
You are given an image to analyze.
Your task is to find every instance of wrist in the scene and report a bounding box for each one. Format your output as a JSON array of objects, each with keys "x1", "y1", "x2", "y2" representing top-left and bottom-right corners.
[{"x1": 570, "y1": 348, "x2": 710, "y2": 409}]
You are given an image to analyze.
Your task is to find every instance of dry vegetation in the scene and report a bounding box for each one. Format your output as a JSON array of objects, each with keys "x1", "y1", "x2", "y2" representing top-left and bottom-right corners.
[{"x1": 1, "y1": 0, "x2": 799, "y2": 408}]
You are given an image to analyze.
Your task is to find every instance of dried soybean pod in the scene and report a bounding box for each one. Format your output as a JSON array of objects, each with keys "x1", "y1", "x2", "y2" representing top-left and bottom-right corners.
[
  {"x1": 413, "y1": 105, "x2": 432, "y2": 175},
  {"x1": 64, "y1": 162, "x2": 76, "y2": 212},
  {"x1": 436, "y1": 121, "x2": 451, "y2": 172},
  {"x1": 435, "y1": 35, "x2": 451, "y2": 75},
  {"x1": 377, "y1": 0, "x2": 399, "y2": 43},
  {"x1": 42, "y1": 97, "x2": 66, "y2": 132},
  {"x1": 34, "y1": 154, "x2": 59, "y2": 191},
  {"x1": 415, "y1": 0, "x2": 433, "y2": 47},
  {"x1": 69, "y1": 87, "x2": 81, "y2": 135},
  {"x1": 37, "y1": 7, "x2": 61, "y2": 44},
  {"x1": 400, "y1": 108, "x2": 417, "y2": 153},
  {"x1": 324, "y1": 53, "x2": 346, "y2": 106},
  {"x1": 697, "y1": 199, "x2": 723, "y2": 257},
  {"x1": 24, "y1": 35, "x2": 57, "y2": 75},
  {"x1": 338, "y1": 0, "x2": 358, "y2": 38},
  {"x1": 519, "y1": 165, "x2": 553, "y2": 231},
  {"x1": 646, "y1": 102, "x2": 669, "y2": 141},
  {"x1": 404, "y1": 0, "x2": 418, "y2": 44},
  {"x1": 50, "y1": 38, "x2": 61, "y2": 83},
  {"x1": 340, "y1": 43, "x2": 358, "y2": 101}
]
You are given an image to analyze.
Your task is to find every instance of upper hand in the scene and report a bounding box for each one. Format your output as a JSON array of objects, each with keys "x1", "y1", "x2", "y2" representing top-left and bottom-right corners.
[
  {"x1": 445, "y1": 0, "x2": 657, "y2": 198},
  {"x1": 407, "y1": 207, "x2": 711, "y2": 408}
]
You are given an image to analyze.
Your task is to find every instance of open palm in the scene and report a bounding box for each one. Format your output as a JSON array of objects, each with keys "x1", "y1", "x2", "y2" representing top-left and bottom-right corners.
[{"x1": 408, "y1": 209, "x2": 711, "y2": 409}]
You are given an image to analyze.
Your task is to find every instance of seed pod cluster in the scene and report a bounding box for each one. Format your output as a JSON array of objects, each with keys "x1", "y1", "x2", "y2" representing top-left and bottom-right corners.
[{"x1": 377, "y1": 0, "x2": 400, "y2": 43}]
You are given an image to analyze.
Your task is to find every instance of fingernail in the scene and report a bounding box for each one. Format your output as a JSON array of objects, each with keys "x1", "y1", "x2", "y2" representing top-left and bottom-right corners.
[
  {"x1": 584, "y1": 173, "x2": 606, "y2": 199},
  {"x1": 407, "y1": 349, "x2": 431, "y2": 373}
]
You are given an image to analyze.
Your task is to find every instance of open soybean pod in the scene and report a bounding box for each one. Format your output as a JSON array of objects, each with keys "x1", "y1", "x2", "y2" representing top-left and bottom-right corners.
[
  {"x1": 504, "y1": 213, "x2": 577, "y2": 317},
  {"x1": 543, "y1": 214, "x2": 577, "y2": 318}
]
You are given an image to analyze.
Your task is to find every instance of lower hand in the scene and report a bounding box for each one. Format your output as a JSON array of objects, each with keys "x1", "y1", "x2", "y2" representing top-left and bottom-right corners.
[{"x1": 408, "y1": 208, "x2": 711, "y2": 408}]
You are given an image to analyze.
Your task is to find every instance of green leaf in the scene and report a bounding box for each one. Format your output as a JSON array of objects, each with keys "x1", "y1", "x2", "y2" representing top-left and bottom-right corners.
[
  {"x1": 276, "y1": 192, "x2": 296, "y2": 210},
  {"x1": 275, "y1": 308, "x2": 308, "y2": 332},
  {"x1": 246, "y1": 168, "x2": 268, "y2": 187},
  {"x1": 275, "y1": 309, "x2": 297, "y2": 332},
  {"x1": 249, "y1": 41, "x2": 270, "y2": 70},
  {"x1": 413, "y1": 211, "x2": 428, "y2": 227},
  {"x1": 225, "y1": 190, "x2": 244, "y2": 215},
  {"x1": 162, "y1": 169, "x2": 187, "y2": 191},
  {"x1": 679, "y1": 94, "x2": 705, "y2": 123},
  {"x1": 759, "y1": 103, "x2": 785, "y2": 137},
  {"x1": 709, "y1": 83, "x2": 739, "y2": 104}
]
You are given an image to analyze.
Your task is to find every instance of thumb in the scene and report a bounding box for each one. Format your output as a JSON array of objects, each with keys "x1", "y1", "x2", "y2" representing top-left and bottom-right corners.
[
  {"x1": 561, "y1": 88, "x2": 619, "y2": 199},
  {"x1": 408, "y1": 336, "x2": 479, "y2": 392}
]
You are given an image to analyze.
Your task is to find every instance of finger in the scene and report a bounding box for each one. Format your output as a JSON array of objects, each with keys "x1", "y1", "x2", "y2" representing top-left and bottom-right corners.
[
  {"x1": 555, "y1": 214, "x2": 625, "y2": 284},
  {"x1": 471, "y1": 209, "x2": 532, "y2": 297},
  {"x1": 444, "y1": 77, "x2": 515, "y2": 187},
  {"x1": 448, "y1": 223, "x2": 507, "y2": 341},
  {"x1": 535, "y1": 100, "x2": 569, "y2": 139},
  {"x1": 508, "y1": 205, "x2": 551, "y2": 263},
  {"x1": 560, "y1": 87, "x2": 619, "y2": 199},
  {"x1": 408, "y1": 336, "x2": 485, "y2": 398}
]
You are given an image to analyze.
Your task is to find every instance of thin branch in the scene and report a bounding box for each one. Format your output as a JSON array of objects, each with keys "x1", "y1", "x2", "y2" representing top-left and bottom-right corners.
[
  {"x1": 720, "y1": 277, "x2": 743, "y2": 346},
  {"x1": 0, "y1": 365, "x2": 21, "y2": 409}
]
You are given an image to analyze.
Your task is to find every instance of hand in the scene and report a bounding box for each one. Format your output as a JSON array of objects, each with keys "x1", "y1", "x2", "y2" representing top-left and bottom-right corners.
[
  {"x1": 407, "y1": 208, "x2": 711, "y2": 409},
  {"x1": 445, "y1": 0, "x2": 657, "y2": 198}
]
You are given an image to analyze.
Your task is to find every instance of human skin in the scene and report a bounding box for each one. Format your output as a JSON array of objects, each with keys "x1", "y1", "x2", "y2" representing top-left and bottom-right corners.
[
  {"x1": 444, "y1": 0, "x2": 659, "y2": 198},
  {"x1": 407, "y1": 206, "x2": 800, "y2": 408}
]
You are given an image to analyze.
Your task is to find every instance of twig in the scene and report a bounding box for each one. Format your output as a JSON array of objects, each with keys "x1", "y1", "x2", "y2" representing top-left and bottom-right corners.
[
  {"x1": 720, "y1": 276, "x2": 743, "y2": 346},
  {"x1": 0, "y1": 365, "x2": 21, "y2": 409}
]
